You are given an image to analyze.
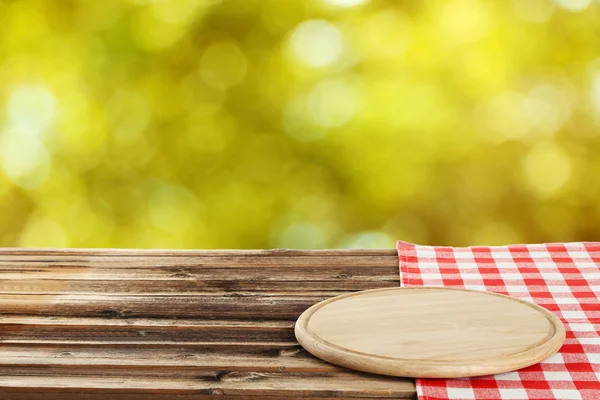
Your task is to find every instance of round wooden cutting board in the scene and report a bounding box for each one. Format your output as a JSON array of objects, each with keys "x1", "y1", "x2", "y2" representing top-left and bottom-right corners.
[{"x1": 295, "y1": 287, "x2": 565, "y2": 378}]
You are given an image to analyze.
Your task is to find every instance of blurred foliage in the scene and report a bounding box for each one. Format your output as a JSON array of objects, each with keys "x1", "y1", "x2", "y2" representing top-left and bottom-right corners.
[{"x1": 0, "y1": 0, "x2": 599, "y2": 249}]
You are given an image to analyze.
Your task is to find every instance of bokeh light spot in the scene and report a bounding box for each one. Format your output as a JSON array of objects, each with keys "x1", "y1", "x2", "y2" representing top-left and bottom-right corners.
[
  {"x1": 54, "y1": 101, "x2": 108, "y2": 171},
  {"x1": 553, "y1": 0, "x2": 591, "y2": 12},
  {"x1": 287, "y1": 20, "x2": 344, "y2": 68},
  {"x1": 200, "y1": 40, "x2": 248, "y2": 90},
  {"x1": 307, "y1": 79, "x2": 357, "y2": 128},
  {"x1": 7, "y1": 84, "x2": 56, "y2": 137},
  {"x1": 441, "y1": 0, "x2": 489, "y2": 44},
  {"x1": 521, "y1": 85, "x2": 573, "y2": 136},
  {"x1": 0, "y1": 129, "x2": 51, "y2": 190},
  {"x1": 590, "y1": 71, "x2": 600, "y2": 115},
  {"x1": 131, "y1": 8, "x2": 185, "y2": 52},
  {"x1": 513, "y1": 0, "x2": 554, "y2": 23},
  {"x1": 19, "y1": 215, "x2": 69, "y2": 248},
  {"x1": 478, "y1": 92, "x2": 528, "y2": 142},
  {"x1": 523, "y1": 142, "x2": 571, "y2": 198}
]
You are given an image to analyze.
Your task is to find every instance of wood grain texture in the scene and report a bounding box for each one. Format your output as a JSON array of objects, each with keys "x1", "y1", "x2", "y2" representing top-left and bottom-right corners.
[
  {"x1": 295, "y1": 287, "x2": 565, "y2": 378},
  {"x1": 0, "y1": 248, "x2": 415, "y2": 399}
]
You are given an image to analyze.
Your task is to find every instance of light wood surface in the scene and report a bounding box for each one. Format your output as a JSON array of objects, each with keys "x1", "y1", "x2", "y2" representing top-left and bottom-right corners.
[
  {"x1": 295, "y1": 287, "x2": 565, "y2": 378},
  {"x1": 0, "y1": 248, "x2": 416, "y2": 399}
]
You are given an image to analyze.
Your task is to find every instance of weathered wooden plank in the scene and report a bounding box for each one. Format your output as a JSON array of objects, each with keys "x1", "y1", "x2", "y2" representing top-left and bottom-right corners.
[
  {"x1": 0, "y1": 256, "x2": 396, "y2": 268},
  {"x1": 0, "y1": 373, "x2": 415, "y2": 398},
  {"x1": 0, "y1": 267, "x2": 397, "y2": 281},
  {"x1": 0, "y1": 278, "x2": 398, "y2": 293},
  {"x1": 0, "y1": 294, "x2": 336, "y2": 319},
  {"x1": 0, "y1": 315, "x2": 297, "y2": 343},
  {"x1": 0, "y1": 316, "x2": 292, "y2": 327},
  {"x1": 0, "y1": 266, "x2": 397, "y2": 285},
  {"x1": 0, "y1": 321, "x2": 296, "y2": 344},
  {"x1": 0, "y1": 344, "x2": 339, "y2": 371}
]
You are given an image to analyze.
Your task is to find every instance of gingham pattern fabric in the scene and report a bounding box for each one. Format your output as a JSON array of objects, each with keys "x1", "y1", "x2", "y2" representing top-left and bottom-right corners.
[{"x1": 397, "y1": 240, "x2": 600, "y2": 400}]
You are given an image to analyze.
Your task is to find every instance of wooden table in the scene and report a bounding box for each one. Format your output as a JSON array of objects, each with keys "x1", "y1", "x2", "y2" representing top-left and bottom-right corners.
[{"x1": 0, "y1": 248, "x2": 416, "y2": 399}]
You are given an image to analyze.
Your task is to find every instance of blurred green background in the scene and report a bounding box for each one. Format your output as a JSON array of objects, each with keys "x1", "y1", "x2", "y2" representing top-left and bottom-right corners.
[{"x1": 0, "y1": 0, "x2": 599, "y2": 249}]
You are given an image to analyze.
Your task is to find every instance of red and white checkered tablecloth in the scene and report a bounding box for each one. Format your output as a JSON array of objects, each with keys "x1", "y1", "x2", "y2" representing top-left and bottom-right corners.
[{"x1": 397, "y1": 240, "x2": 600, "y2": 400}]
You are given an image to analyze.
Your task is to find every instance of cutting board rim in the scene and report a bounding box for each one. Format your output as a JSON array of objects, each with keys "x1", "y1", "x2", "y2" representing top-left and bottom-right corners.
[{"x1": 295, "y1": 286, "x2": 566, "y2": 378}]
